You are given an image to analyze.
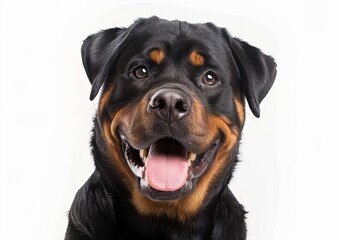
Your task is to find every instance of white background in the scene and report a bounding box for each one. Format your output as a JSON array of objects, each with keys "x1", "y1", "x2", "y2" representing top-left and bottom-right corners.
[{"x1": 1, "y1": 0, "x2": 338, "y2": 239}]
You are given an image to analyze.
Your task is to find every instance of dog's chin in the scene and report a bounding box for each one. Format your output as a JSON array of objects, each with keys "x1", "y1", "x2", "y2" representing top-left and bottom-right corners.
[{"x1": 120, "y1": 135, "x2": 220, "y2": 201}]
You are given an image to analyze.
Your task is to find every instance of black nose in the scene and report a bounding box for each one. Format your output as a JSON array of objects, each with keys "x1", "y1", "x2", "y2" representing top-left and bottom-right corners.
[{"x1": 148, "y1": 88, "x2": 191, "y2": 124}]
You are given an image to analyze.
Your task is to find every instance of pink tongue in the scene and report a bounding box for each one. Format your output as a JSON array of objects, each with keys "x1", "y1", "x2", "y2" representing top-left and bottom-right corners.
[
  {"x1": 146, "y1": 154, "x2": 189, "y2": 191},
  {"x1": 145, "y1": 139, "x2": 189, "y2": 191}
]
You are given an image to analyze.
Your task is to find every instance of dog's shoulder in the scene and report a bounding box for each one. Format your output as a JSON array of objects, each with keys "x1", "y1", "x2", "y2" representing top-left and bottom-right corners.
[
  {"x1": 211, "y1": 187, "x2": 247, "y2": 239},
  {"x1": 66, "y1": 172, "x2": 117, "y2": 239}
]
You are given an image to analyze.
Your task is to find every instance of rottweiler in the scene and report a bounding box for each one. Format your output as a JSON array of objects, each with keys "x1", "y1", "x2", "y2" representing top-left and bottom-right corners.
[{"x1": 65, "y1": 16, "x2": 277, "y2": 240}]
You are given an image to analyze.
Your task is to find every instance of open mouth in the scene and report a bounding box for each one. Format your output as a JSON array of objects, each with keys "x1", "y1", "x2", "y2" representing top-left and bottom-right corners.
[{"x1": 121, "y1": 136, "x2": 220, "y2": 200}]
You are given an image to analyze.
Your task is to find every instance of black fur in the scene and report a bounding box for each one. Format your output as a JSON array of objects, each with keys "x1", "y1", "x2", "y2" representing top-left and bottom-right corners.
[{"x1": 66, "y1": 17, "x2": 276, "y2": 240}]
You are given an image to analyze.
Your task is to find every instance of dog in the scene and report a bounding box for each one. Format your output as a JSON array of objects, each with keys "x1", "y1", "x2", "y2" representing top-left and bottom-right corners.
[{"x1": 65, "y1": 16, "x2": 277, "y2": 240}]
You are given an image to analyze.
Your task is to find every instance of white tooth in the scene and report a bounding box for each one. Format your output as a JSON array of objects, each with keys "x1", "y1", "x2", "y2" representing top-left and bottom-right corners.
[
  {"x1": 139, "y1": 148, "x2": 149, "y2": 160},
  {"x1": 188, "y1": 152, "x2": 197, "y2": 161}
]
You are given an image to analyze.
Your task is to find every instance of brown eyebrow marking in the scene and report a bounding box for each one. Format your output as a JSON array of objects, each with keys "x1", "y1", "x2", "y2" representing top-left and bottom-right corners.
[
  {"x1": 149, "y1": 49, "x2": 165, "y2": 64},
  {"x1": 189, "y1": 51, "x2": 205, "y2": 66}
]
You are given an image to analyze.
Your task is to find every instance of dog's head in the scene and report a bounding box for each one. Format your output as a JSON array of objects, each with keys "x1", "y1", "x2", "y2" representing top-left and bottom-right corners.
[{"x1": 82, "y1": 17, "x2": 276, "y2": 220}]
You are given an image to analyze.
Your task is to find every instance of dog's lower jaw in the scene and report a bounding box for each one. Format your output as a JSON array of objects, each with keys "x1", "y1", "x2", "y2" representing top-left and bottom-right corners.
[{"x1": 142, "y1": 162, "x2": 240, "y2": 221}]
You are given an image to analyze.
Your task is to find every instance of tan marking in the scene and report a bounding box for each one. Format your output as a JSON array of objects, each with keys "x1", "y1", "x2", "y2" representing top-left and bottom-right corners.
[
  {"x1": 149, "y1": 49, "x2": 165, "y2": 64},
  {"x1": 234, "y1": 98, "x2": 245, "y2": 125},
  {"x1": 98, "y1": 85, "x2": 114, "y2": 116},
  {"x1": 99, "y1": 106, "x2": 142, "y2": 211},
  {"x1": 189, "y1": 51, "x2": 205, "y2": 66}
]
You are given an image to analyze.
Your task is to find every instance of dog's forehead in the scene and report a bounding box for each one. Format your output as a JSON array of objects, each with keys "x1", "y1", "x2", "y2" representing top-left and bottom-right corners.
[{"x1": 129, "y1": 18, "x2": 228, "y2": 61}]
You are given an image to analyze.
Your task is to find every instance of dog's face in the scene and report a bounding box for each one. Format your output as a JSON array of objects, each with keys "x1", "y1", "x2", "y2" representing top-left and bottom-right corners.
[{"x1": 82, "y1": 17, "x2": 276, "y2": 220}]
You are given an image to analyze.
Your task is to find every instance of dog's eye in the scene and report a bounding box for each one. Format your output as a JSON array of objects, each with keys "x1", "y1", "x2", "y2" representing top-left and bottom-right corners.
[
  {"x1": 202, "y1": 72, "x2": 218, "y2": 85},
  {"x1": 133, "y1": 66, "x2": 148, "y2": 79}
]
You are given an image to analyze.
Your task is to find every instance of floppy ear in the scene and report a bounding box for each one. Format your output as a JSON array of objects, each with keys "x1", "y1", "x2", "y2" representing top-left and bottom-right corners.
[
  {"x1": 81, "y1": 27, "x2": 129, "y2": 100},
  {"x1": 230, "y1": 37, "x2": 277, "y2": 118}
]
